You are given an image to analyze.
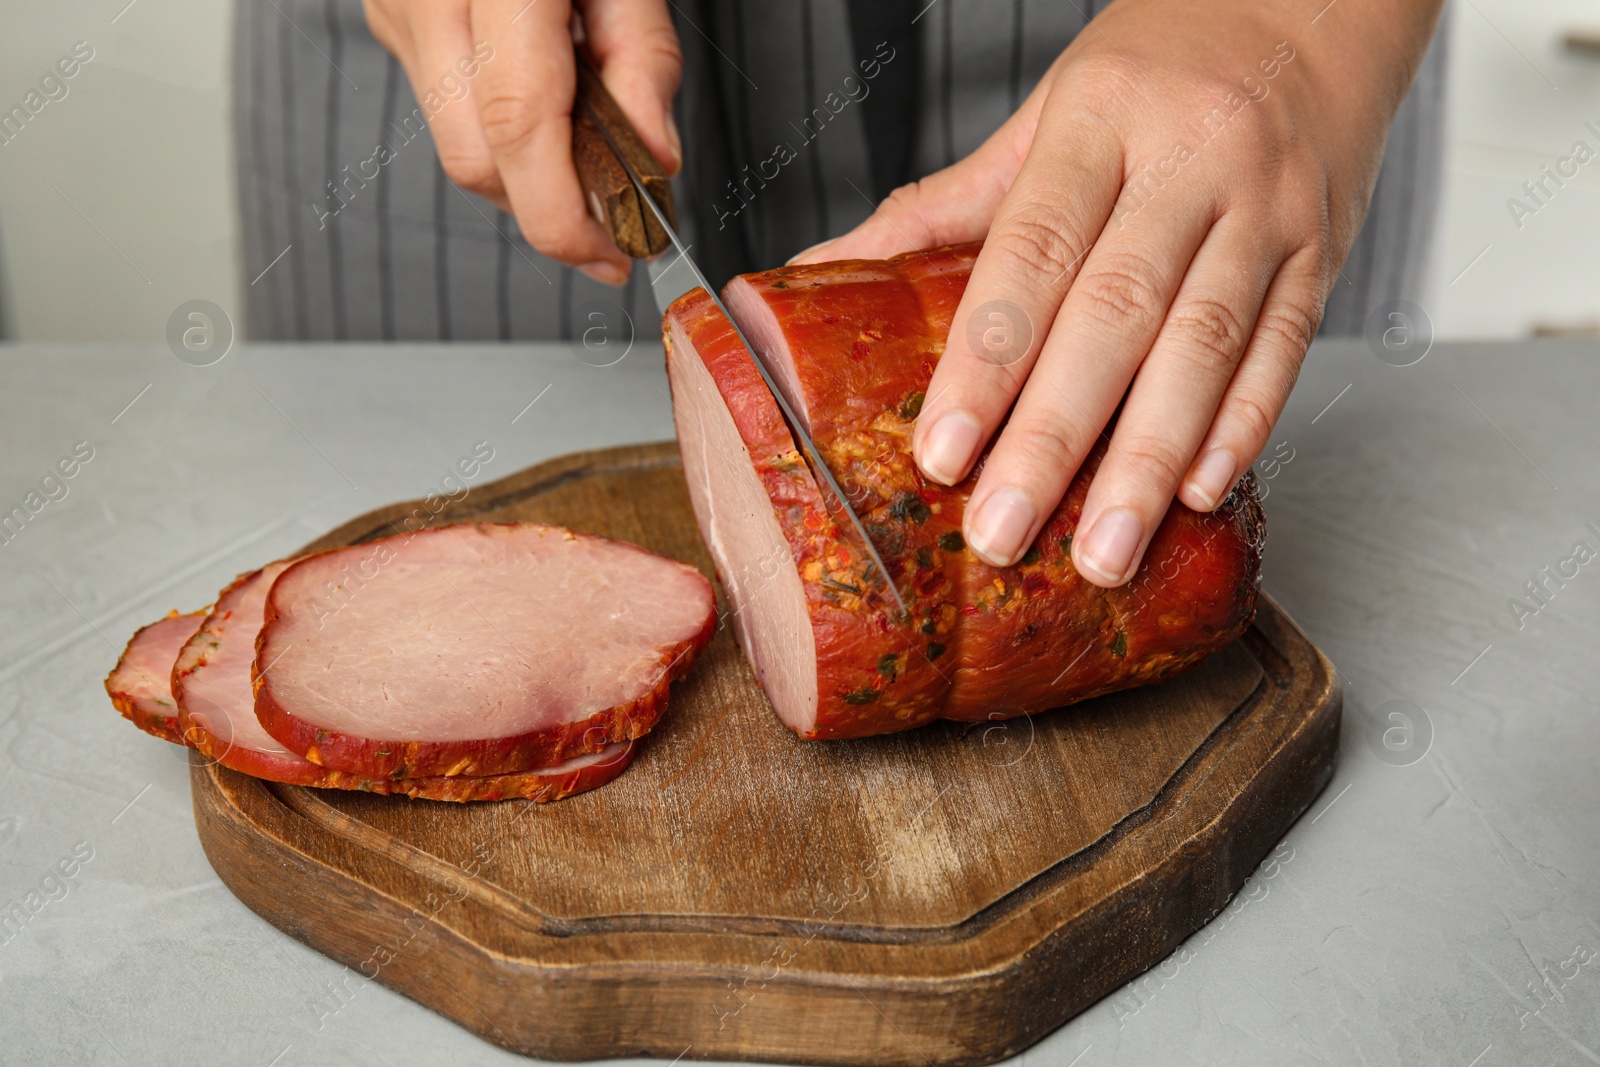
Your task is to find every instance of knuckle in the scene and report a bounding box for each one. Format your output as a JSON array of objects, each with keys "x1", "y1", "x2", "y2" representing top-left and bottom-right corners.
[
  {"x1": 1253, "y1": 299, "x2": 1320, "y2": 359},
  {"x1": 1224, "y1": 391, "x2": 1278, "y2": 452},
  {"x1": 1115, "y1": 433, "x2": 1190, "y2": 491},
  {"x1": 1075, "y1": 253, "x2": 1165, "y2": 328},
  {"x1": 476, "y1": 92, "x2": 545, "y2": 152},
  {"x1": 642, "y1": 33, "x2": 685, "y2": 81},
  {"x1": 1164, "y1": 298, "x2": 1247, "y2": 372},
  {"x1": 997, "y1": 207, "x2": 1087, "y2": 282},
  {"x1": 605, "y1": 34, "x2": 685, "y2": 97},
  {"x1": 994, "y1": 416, "x2": 1088, "y2": 483}
]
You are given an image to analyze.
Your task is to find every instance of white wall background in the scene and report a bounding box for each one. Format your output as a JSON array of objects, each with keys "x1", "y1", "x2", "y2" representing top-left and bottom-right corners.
[
  {"x1": 0, "y1": 1, "x2": 1595, "y2": 342},
  {"x1": 1431, "y1": 0, "x2": 1600, "y2": 337},
  {"x1": 0, "y1": 0, "x2": 239, "y2": 342}
]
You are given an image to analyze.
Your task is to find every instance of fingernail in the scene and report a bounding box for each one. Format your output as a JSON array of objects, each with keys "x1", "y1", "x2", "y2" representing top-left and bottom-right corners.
[
  {"x1": 786, "y1": 238, "x2": 835, "y2": 266},
  {"x1": 917, "y1": 411, "x2": 982, "y2": 485},
  {"x1": 663, "y1": 108, "x2": 682, "y2": 171},
  {"x1": 1185, "y1": 448, "x2": 1238, "y2": 510},
  {"x1": 578, "y1": 260, "x2": 629, "y2": 286},
  {"x1": 1076, "y1": 508, "x2": 1143, "y2": 584},
  {"x1": 967, "y1": 488, "x2": 1037, "y2": 567}
]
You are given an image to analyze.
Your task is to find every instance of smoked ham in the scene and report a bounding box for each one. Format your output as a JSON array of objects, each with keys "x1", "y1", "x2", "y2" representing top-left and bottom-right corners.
[
  {"x1": 253, "y1": 523, "x2": 715, "y2": 778},
  {"x1": 170, "y1": 560, "x2": 638, "y2": 802},
  {"x1": 105, "y1": 612, "x2": 205, "y2": 744},
  {"x1": 666, "y1": 242, "x2": 1264, "y2": 740}
]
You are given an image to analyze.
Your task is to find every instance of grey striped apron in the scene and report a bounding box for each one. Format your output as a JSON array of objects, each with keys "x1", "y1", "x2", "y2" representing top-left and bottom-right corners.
[{"x1": 233, "y1": 0, "x2": 1448, "y2": 342}]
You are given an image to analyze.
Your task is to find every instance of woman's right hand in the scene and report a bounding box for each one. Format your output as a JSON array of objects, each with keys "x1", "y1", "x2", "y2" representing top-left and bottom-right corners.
[{"x1": 363, "y1": 0, "x2": 682, "y2": 283}]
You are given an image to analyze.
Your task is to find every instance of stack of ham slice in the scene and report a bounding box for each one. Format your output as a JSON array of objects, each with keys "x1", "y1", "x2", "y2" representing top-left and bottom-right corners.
[
  {"x1": 665, "y1": 242, "x2": 1264, "y2": 740},
  {"x1": 106, "y1": 523, "x2": 715, "y2": 803}
]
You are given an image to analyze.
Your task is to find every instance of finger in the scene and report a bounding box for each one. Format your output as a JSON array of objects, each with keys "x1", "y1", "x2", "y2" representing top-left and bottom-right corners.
[
  {"x1": 406, "y1": 0, "x2": 508, "y2": 210},
  {"x1": 580, "y1": 0, "x2": 683, "y2": 175},
  {"x1": 1070, "y1": 216, "x2": 1282, "y2": 587},
  {"x1": 959, "y1": 198, "x2": 1213, "y2": 569},
  {"x1": 908, "y1": 89, "x2": 1127, "y2": 492},
  {"x1": 471, "y1": 0, "x2": 630, "y2": 276},
  {"x1": 362, "y1": 0, "x2": 409, "y2": 56},
  {"x1": 1178, "y1": 246, "x2": 1327, "y2": 511}
]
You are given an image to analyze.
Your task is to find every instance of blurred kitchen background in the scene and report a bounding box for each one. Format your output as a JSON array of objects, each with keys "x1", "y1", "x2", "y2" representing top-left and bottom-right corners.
[{"x1": 0, "y1": 0, "x2": 1596, "y2": 342}]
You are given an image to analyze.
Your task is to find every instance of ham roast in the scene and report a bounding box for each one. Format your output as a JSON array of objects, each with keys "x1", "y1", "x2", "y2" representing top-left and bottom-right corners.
[
  {"x1": 665, "y1": 241, "x2": 1264, "y2": 740},
  {"x1": 169, "y1": 559, "x2": 638, "y2": 802},
  {"x1": 253, "y1": 523, "x2": 715, "y2": 778},
  {"x1": 105, "y1": 612, "x2": 205, "y2": 744}
]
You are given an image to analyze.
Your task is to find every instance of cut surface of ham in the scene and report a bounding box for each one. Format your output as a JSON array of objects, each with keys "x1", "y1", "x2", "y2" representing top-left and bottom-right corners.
[
  {"x1": 171, "y1": 561, "x2": 637, "y2": 802},
  {"x1": 105, "y1": 612, "x2": 205, "y2": 745},
  {"x1": 668, "y1": 242, "x2": 1264, "y2": 740},
  {"x1": 254, "y1": 523, "x2": 715, "y2": 778}
]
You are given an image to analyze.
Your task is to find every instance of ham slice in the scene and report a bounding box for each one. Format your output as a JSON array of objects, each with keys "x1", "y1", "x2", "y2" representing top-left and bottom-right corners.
[
  {"x1": 666, "y1": 242, "x2": 1264, "y2": 740},
  {"x1": 254, "y1": 523, "x2": 715, "y2": 778},
  {"x1": 105, "y1": 612, "x2": 205, "y2": 744},
  {"x1": 173, "y1": 560, "x2": 299, "y2": 770},
  {"x1": 172, "y1": 561, "x2": 637, "y2": 802}
]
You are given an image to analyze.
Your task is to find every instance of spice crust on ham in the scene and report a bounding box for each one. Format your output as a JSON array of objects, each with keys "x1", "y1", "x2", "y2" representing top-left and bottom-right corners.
[{"x1": 666, "y1": 241, "x2": 1264, "y2": 741}]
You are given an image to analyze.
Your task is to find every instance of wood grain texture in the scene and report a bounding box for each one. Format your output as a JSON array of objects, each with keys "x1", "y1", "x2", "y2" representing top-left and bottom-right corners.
[
  {"x1": 191, "y1": 441, "x2": 1340, "y2": 1066},
  {"x1": 572, "y1": 55, "x2": 676, "y2": 259}
]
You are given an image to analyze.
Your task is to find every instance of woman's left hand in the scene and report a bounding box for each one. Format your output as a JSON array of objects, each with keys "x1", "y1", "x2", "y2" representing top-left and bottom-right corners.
[{"x1": 794, "y1": 0, "x2": 1444, "y2": 585}]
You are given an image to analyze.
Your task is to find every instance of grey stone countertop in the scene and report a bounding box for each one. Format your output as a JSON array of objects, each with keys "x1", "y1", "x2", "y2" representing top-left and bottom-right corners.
[{"x1": 0, "y1": 336, "x2": 1596, "y2": 1066}]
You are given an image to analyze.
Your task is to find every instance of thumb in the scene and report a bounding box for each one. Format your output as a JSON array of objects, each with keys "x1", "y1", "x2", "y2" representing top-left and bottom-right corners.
[
  {"x1": 788, "y1": 103, "x2": 1040, "y2": 264},
  {"x1": 787, "y1": 146, "x2": 1008, "y2": 265},
  {"x1": 580, "y1": 0, "x2": 684, "y2": 175}
]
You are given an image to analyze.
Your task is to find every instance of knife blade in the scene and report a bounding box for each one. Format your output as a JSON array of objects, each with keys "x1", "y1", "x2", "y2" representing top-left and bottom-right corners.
[{"x1": 571, "y1": 58, "x2": 910, "y2": 619}]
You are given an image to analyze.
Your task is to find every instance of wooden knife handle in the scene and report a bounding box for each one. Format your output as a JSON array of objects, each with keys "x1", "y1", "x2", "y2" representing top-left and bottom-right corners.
[{"x1": 571, "y1": 53, "x2": 677, "y2": 259}]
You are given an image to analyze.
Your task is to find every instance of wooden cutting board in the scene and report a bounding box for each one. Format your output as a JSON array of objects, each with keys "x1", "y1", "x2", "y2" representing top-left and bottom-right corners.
[{"x1": 191, "y1": 441, "x2": 1339, "y2": 1067}]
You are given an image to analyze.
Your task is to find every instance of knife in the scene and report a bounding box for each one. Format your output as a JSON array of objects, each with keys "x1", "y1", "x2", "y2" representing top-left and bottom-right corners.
[{"x1": 570, "y1": 54, "x2": 910, "y2": 619}]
